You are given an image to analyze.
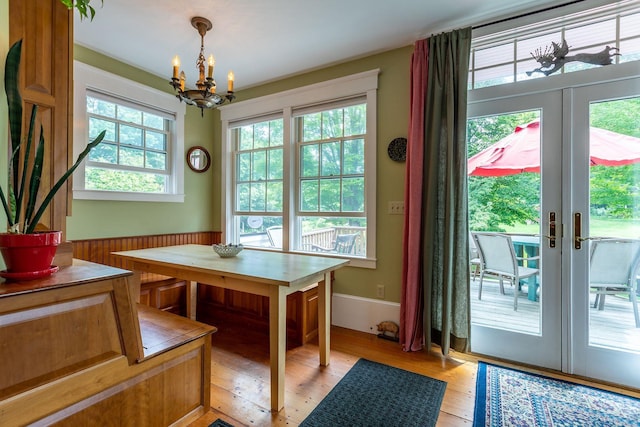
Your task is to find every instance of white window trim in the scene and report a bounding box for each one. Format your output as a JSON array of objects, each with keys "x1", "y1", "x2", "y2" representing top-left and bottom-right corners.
[
  {"x1": 220, "y1": 69, "x2": 379, "y2": 268},
  {"x1": 73, "y1": 61, "x2": 186, "y2": 203}
]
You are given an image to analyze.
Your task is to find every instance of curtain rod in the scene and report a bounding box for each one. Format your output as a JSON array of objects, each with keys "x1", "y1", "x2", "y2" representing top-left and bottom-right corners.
[{"x1": 472, "y1": 0, "x2": 586, "y2": 30}]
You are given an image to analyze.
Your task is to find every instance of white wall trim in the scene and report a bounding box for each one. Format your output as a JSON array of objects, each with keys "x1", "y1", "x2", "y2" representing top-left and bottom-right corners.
[{"x1": 331, "y1": 293, "x2": 400, "y2": 335}]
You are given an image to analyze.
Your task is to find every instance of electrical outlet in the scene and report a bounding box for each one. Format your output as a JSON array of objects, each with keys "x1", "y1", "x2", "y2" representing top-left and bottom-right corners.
[
  {"x1": 376, "y1": 284, "x2": 385, "y2": 298},
  {"x1": 388, "y1": 201, "x2": 405, "y2": 215}
]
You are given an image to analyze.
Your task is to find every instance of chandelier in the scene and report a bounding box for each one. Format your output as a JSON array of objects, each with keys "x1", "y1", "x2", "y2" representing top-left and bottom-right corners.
[{"x1": 170, "y1": 17, "x2": 235, "y2": 115}]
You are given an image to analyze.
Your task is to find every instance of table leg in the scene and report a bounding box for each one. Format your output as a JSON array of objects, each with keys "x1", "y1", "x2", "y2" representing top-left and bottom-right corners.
[
  {"x1": 187, "y1": 280, "x2": 198, "y2": 320},
  {"x1": 269, "y1": 285, "x2": 286, "y2": 412},
  {"x1": 318, "y1": 271, "x2": 331, "y2": 366}
]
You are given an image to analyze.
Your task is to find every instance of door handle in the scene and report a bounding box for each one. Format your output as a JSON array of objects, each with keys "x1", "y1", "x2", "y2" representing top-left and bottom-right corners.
[
  {"x1": 547, "y1": 211, "x2": 556, "y2": 248},
  {"x1": 573, "y1": 212, "x2": 598, "y2": 249}
]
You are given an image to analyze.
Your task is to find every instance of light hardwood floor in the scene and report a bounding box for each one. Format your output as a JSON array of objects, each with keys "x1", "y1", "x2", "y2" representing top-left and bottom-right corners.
[{"x1": 188, "y1": 320, "x2": 640, "y2": 427}]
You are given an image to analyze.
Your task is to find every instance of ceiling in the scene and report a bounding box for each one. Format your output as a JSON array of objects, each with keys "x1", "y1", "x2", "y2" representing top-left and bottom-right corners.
[{"x1": 74, "y1": 0, "x2": 565, "y2": 90}]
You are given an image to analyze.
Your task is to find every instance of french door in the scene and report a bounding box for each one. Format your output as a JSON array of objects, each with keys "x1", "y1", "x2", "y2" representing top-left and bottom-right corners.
[
  {"x1": 468, "y1": 91, "x2": 563, "y2": 370},
  {"x1": 468, "y1": 77, "x2": 640, "y2": 389},
  {"x1": 569, "y1": 78, "x2": 640, "y2": 388}
]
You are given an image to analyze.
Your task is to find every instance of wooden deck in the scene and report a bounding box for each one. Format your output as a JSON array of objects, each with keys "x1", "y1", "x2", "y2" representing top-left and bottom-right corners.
[{"x1": 470, "y1": 277, "x2": 640, "y2": 353}]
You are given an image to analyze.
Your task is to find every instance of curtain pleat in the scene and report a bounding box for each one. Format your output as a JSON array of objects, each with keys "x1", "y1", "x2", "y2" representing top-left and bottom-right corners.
[{"x1": 401, "y1": 28, "x2": 472, "y2": 356}]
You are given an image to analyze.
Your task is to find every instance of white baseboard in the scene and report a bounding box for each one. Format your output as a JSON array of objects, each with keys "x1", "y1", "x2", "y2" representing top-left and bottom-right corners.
[{"x1": 331, "y1": 293, "x2": 400, "y2": 335}]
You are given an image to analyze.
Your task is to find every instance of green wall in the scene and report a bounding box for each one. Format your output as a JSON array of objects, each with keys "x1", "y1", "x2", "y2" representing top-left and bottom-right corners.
[
  {"x1": 68, "y1": 43, "x2": 414, "y2": 303},
  {"x1": 67, "y1": 46, "x2": 218, "y2": 239}
]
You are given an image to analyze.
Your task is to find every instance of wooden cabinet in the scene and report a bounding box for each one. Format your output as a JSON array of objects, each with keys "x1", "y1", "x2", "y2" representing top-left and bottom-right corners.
[
  {"x1": 0, "y1": 260, "x2": 215, "y2": 426},
  {"x1": 140, "y1": 277, "x2": 188, "y2": 316},
  {"x1": 197, "y1": 283, "x2": 320, "y2": 348},
  {"x1": 9, "y1": 0, "x2": 73, "y2": 237}
]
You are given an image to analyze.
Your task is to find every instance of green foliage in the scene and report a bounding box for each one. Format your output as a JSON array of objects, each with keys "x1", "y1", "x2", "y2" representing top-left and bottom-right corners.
[
  {"x1": 59, "y1": 0, "x2": 103, "y2": 21},
  {"x1": 468, "y1": 99, "x2": 640, "y2": 232},
  {"x1": 2, "y1": 40, "x2": 106, "y2": 233}
]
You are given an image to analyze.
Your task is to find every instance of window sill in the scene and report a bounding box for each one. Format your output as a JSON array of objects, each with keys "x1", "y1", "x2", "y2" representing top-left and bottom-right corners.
[{"x1": 73, "y1": 190, "x2": 185, "y2": 203}]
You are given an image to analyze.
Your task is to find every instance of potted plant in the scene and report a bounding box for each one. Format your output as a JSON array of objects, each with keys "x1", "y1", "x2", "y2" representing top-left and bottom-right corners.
[{"x1": 0, "y1": 40, "x2": 105, "y2": 278}]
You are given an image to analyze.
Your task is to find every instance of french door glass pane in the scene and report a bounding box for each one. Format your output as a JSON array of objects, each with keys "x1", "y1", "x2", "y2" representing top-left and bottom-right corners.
[
  {"x1": 467, "y1": 110, "x2": 542, "y2": 335},
  {"x1": 587, "y1": 96, "x2": 640, "y2": 353}
]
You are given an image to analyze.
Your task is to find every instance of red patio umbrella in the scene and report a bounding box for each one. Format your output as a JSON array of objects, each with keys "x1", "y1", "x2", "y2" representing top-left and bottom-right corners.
[{"x1": 467, "y1": 120, "x2": 640, "y2": 176}]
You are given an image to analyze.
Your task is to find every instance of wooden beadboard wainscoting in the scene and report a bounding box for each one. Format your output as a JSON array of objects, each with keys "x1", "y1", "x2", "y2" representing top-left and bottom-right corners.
[{"x1": 71, "y1": 232, "x2": 320, "y2": 347}]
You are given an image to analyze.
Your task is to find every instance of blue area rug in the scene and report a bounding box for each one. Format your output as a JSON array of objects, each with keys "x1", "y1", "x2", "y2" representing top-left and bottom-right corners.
[
  {"x1": 300, "y1": 358, "x2": 446, "y2": 427},
  {"x1": 208, "y1": 419, "x2": 234, "y2": 427},
  {"x1": 474, "y1": 362, "x2": 640, "y2": 426}
]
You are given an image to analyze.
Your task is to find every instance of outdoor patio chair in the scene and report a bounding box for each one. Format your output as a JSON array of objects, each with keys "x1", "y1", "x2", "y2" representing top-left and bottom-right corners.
[
  {"x1": 311, "y1": 233, "x2": 358, "y2": 254},
  {"x1": 589, "y1": 238, "x2": 640, "y2": 328},
  {"x1": 472, "y1": 232, "x2": 540, "y2": 311},
  {"x1": 266, "y1": 226, "x2": 283, "y2": 248},
  {"x1": 470, "y1": 232, "x2": 481, "y2": 280}
]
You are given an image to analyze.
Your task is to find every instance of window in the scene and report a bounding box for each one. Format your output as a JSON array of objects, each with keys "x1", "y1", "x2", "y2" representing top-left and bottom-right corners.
[
  {"x1": 73, "y1": 62, "x2": 185, "y2": 202},
  {"x1": 221, "y1": 70, "x2": 378, "y2": 268},
  {"x1": 469, "y1": 1, "x2": 640, "y2": 89}
]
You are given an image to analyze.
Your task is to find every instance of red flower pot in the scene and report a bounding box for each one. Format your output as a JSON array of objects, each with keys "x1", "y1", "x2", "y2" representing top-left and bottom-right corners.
[{"x1": 0, "y1": 231, "x2": 62, "y2": 277}]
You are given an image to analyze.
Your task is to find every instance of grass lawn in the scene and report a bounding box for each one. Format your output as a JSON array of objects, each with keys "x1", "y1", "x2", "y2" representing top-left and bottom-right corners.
[{"x1": 502, "y1": 218, "x2": 640, "y2": 238}]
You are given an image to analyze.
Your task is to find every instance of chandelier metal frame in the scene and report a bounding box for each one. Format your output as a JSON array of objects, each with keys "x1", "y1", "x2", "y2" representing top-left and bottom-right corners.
[{"x1": 170, "y1": 17, "x2": 235, "y2": 115}]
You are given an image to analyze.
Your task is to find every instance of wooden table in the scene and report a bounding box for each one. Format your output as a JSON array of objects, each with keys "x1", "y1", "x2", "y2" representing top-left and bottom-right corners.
[{"x1": 113, "y1": 244, "x2": 349, "y2": 412}]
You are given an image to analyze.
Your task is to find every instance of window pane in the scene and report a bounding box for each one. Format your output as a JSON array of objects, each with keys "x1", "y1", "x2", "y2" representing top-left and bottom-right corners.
[
  {"x1": 237, "y1": 215, "x2": 283, "y2": 248},
  {"x1": 120, "y1": 124, "x2": 143, "y2": 147},
  {"x1": 301, "y1": 144, "x2": 320, "y2": 177},
  {"x1": 146, "y1": 151, "x2": 166, "y2": 170},
  {"x1": 474, "y1": 64, "x2": 514, "y2": 89},
  {"x1": 620, "y1": 38, "x2": 640, "y2": 63},
  {"x1": 342, "y1": 177, "x2": 365, "y2": 212},
  {"x1": 266, "y1": 181, "x2": 283, "y2": 212},
  {"x1": 252, "y1": 151, "x2": 267, "y2": 181},
  {"x1": 621, "y1": 12, "x2": 640, "y2": 38},
  {"x1": 143, "y1": 112, "x2": 164, "y2": 130},
  {"x1": 344, "y1": 104, "x2": 366, "y2": 136},
  {"x1": 319, "y1": 178, "x2": 340, "y2": 211},
  {"x1": 475, "y1": 43, "x2": 513, "y2": 68},
  {"x1": 240, "y1": 125, "x2": 254, "y2": 150},
  {"x1": 268, "y1": 148, "x2": 283, "y2": 180},
  {"x1": 146, "y1": 131, "x2": 166, "y2": 151},
  {"x1": 237, "y1": 152, "x2": 251, "y2": 181},
  {"x1": 565, "y1": 19, "x2": 616, "y2": 49},
  {"x1": 303, "y1": 113, "x2": 322, "y2": 142},
  {"x1": 236, "y1": 183, "x2": 251, "y2": 211},
  {"x1": 270, "y1": 120, "x2": 284, "y2": 146},
  {"x1": 250, "y1": 182, "x2": 266, "y2": 211},
  {"x1": 322, "y1": 109, "x2": 343, "y2": 139},
  {"x1": 89, "y1": 142, "x2": 117, "y2": 164},
  {"x1": 85, "y1": 167, "x2": 166, "y2": 192},
  {"x1": 301, "y1": 180, "x2": 319, "y2": 211},
  {"x1": 299, "y1": 216, "x2": 366, "y2": 256},
  {"x1": 120, "y1": 146, "x2": 144, "y2": 167},
  {"x1": 343, "y1": 139, "x2": 364, "y2": 174},
  {"x1": 254, "y1": 122, "x2": 270, "y2": 149},
  {"x1": 89, "y1": 117, "x2": 116, "y2": 141},
  {"x1": 117, "y1": 105, "x2": 142, "y2": 124},
  {"x1": 321, "y1": 142, "x2": 341, "y2": 176},
  {"x1": 517, "y1": 32, "x2": 562, "y2": 61},
  {"x1": 87, "y1": 97, "x2": 115, "y2": 117}
]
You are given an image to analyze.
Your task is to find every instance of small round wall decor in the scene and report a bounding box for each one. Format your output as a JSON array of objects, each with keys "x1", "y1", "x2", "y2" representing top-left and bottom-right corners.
[{"x1": 387, "y1": 137, "x2": 407, "y2": 162}]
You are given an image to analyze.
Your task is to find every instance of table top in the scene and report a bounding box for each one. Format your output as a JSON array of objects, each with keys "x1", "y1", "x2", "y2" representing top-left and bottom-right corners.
[{"x1": 113, "y1": 244, "x2": 349, "y2": 287}]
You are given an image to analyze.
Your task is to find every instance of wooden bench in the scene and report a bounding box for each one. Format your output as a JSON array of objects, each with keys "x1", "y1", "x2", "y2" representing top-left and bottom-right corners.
[{"x1": 0, "y1": 260, "x2": 215, "y2": 426}]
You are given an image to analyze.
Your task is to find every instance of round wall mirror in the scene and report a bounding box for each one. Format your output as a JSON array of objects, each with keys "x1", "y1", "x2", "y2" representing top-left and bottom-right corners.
[{"x1": 187, "y1": 146, "x2": 211, "y2": 173}]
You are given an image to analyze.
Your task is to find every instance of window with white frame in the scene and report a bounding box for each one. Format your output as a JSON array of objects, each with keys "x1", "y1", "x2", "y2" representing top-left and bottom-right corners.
[
  {"x1": 73, "y1": 62, "x2": 185, "y2": 202},
  {"x1": 221, "y1": 70, "x2": 378, "y2": 268},
  {"x1": 470, "y1": 0, "x2": 640, "y2": 90}
]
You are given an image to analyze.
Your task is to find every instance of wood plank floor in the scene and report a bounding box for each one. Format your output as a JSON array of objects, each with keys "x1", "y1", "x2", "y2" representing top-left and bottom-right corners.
[{"x1": 188, "y1": 320, "x2": 640, "y2": 427}]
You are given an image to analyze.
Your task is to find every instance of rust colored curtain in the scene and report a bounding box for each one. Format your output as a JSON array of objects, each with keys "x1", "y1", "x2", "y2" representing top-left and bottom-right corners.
[{"x1": 400, "y1": 28, "x2": 472, "y2": 355}]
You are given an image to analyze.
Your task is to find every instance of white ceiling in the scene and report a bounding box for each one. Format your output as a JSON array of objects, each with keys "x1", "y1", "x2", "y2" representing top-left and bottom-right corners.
[{"x1": 74, "y1": 0, "x2": 565, "y2": 90}]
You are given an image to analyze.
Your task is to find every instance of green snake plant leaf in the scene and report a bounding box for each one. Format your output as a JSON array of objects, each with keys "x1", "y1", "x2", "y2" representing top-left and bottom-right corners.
[
  {"x1": 24, "y1": 125, "x2": 46, "y2": 231},
  {"x1": 14, "y1": 105, "x2": 38, "y2": 226},
  {"x1": 4, "y1": 40, "x2": 22, "y2": 208},
  {"x1": 26, "y1": 130, "x2": 106, "y2": 234}
]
